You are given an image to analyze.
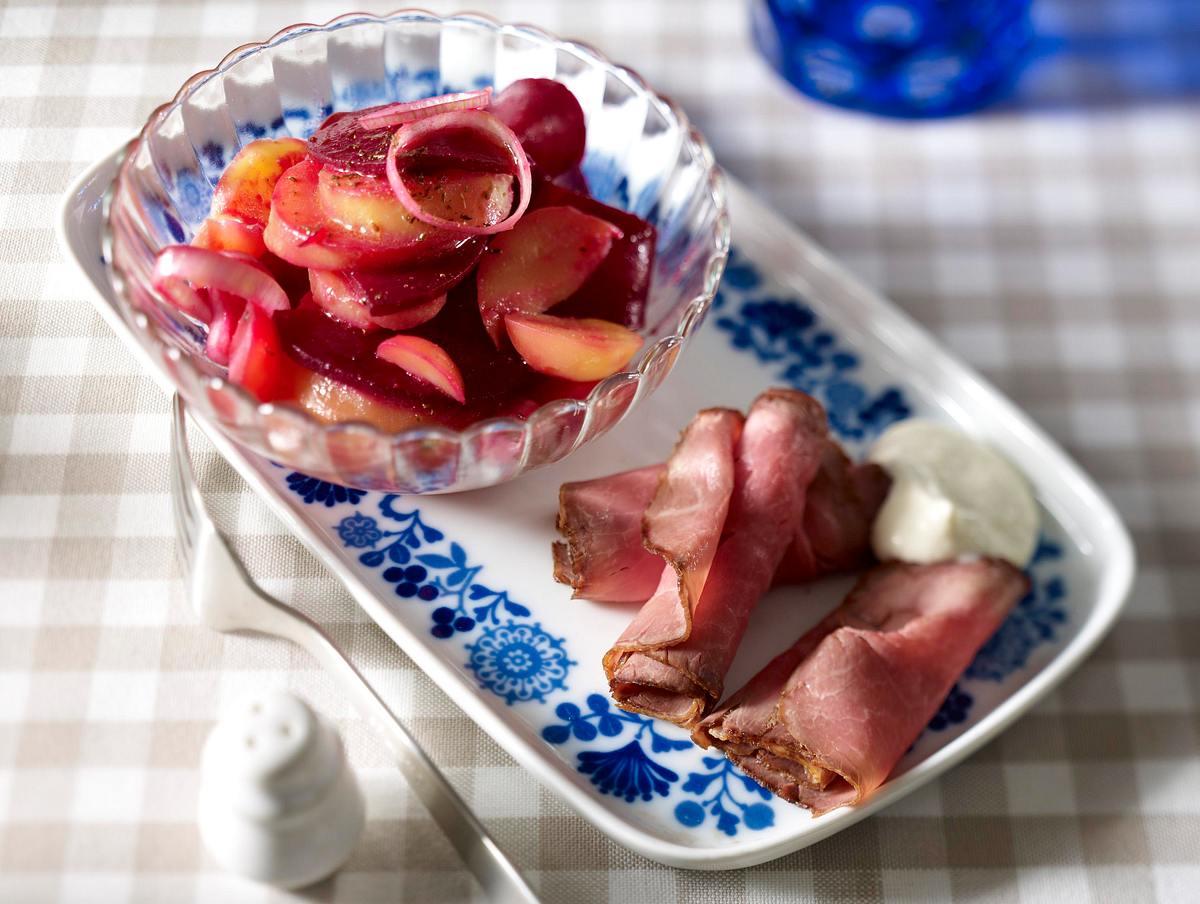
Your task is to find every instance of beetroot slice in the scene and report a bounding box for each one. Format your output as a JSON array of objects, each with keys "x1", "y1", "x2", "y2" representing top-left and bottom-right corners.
[
  {"x1": 532, "y1": 182, "x2": 655, "y2": 330},
  {"x1": 491, "y1": 79, "x2": 586, "y2": 177},
  {"x1": 308, "y1": 113, "x2": 392, "y2": 176},
  {"x1": 310, "y1": 112, "x2": 521, "y2": 180},
  {"x1": 393, "y1": 126, "x2": 516, "y2": 177},
  {"x1": 348, "y1": 237, "x2": 486, "y2": 314},
  {"x1": 552, "y1": 165, "x2": 590, "y2": 195},
  {"x1": 276, "y1": 283, "x2": 538, "y2": 428}
]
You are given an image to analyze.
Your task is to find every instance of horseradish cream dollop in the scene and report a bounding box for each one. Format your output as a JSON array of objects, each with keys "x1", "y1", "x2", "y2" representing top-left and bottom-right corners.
[{"x1": 868, "y1": 420, "x2": 1038, "y2": 568}]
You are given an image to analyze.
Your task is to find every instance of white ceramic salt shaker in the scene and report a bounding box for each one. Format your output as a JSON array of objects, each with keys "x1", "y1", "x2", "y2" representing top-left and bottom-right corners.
[{"x1": 198, "y1": 691, "x2": 365, "y2": 889}]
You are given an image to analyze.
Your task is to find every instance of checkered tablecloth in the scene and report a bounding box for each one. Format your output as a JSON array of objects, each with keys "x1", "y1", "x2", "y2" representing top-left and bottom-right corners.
[{"x1": 2, "y1": 0, "x2": 1197, "y2": 901}]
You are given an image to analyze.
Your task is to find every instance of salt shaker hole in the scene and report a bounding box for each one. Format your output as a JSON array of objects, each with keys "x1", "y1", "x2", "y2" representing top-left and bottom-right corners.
[{"x1": 244, "y1": 735, "x2": 256, "y2": 749}]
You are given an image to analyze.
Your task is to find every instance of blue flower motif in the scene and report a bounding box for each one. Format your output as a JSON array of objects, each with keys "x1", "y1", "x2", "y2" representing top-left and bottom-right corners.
[
  {"x1": 346, "y1": 496, "x2": 536, "y2": 641},
  {"x1": 722, "y1": 248, "x2": 762, "y2": 291},
  {"x1": 357, "y1": 501, "x2": 442, "y2": 572},
  {"x1": 336, "y1": 78, "x2": 389, "y2": 109},
  {"x1": 580, "y1": 154, "x2": 629, "y2": 208},
  {"x1": 542, "y1": 695, "x2": 690, "y2": 803},
  {"x1": 169, "y1": 169, "x2": 213, "y2": 228},
  {"x1": 714, "y1": 274, "x2": 912, "y2": 443},
  {"x1": 542, "y1": 695, "x2": 691, "y2": 752},
  {"x1": 388, "y1": 65, "x2": 441, "y2": 102},
  {"x1": 336, "y1": 512, "x2": 383, "y2": 549},
  {"x1": 676, "y1": 755, "x2": 776, "y2": 836},
  {"x1": 578, "y1": 741, "x2": 679, "y2": 803},
  {"x1": 465, "y1": 621, "x2": 574, "y2": 705},
  {"x1": 926, "y1": 683, "x2": 974, "y2": 732},
  {"x1": 286, "y1": 472, "x2": 366, "y2": 508},
  {"x1": 197, "y1": 141, "x2": 226, "y2": 182}
]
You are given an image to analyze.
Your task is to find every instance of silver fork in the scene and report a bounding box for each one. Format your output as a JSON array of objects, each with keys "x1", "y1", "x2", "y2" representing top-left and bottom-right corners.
[{"x1": 169, "y1": 394, "x2": 538, "y2": 903}]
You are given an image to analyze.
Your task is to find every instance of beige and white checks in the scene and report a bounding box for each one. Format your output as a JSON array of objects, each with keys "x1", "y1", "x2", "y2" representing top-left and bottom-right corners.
[{"x1": 2, "y1": 1, "x2": 1198, "y2": 902}]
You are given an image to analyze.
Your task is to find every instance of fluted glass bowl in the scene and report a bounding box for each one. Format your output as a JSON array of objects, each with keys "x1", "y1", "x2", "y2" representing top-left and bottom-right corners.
[{"x1": 106, "y1": 10, "x2": 729, "y2": 493}]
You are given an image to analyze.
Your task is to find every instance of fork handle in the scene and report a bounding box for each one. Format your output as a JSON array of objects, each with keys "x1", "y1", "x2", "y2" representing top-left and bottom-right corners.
[{"x1": 257, "y1": 589, "x2": 540, "y2": 904}]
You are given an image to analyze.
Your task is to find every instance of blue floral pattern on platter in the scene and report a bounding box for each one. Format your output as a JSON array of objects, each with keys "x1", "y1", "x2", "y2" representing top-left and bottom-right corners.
[
  {"x1": 465, "y1": 622, "x2": 574, "y2": 705},
  {"x1": 271, "y1": 245, "x2": 1070, "y2": 838},
  {"x1": 714, "y1": 249, "x2": 912, "y2": 443},
  {"x1": 677, "y1": 757, "x2": 776, "y2": 836},
  {"x1": 927, "y1": 682, "x2": 974, "y2": 732},
  {"x1": 286, "y1": 472, "x2": 366, "y2": 508},
  {"x1": 542, "y1": 694, "x2": 691, "y2": 802}
]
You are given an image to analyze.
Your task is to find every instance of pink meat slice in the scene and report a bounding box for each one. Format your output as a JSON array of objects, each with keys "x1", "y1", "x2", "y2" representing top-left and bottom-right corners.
[
  {"x1": 775, "y1": 445, "x2": 891, "y2": 585},
  {"x1": 552, "y1": 440, "x2": 889, "y2": 603},
  {"x1": 694, "y1": 559, "x2": 1030, "y2": 816},
  {"x1": 605, "y1": 389, "x2": 828, "y2": 726},
  {"x1": 642, "y1": 408, "x2": 747, "y2": 618},
  {"x1": 602, "y1": 408, "x2": 743, "y2": 651},
  {"x1": 552, "y1": 464, "x2": 665, "y2": 603}
]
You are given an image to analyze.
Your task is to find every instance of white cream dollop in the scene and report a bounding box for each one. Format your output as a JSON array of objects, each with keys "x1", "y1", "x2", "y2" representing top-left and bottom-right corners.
[{"x1": 868, "y1": 420, "x2": 1038, "y2": 568}]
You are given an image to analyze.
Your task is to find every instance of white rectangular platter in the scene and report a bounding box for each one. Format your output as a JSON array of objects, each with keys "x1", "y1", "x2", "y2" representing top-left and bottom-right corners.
[{"x1": 61, "y1": 148, "x2": 1133, "y2": 870}]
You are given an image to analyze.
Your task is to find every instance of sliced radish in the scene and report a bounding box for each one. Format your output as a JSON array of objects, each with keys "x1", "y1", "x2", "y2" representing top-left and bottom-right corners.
[
  {"x1": 317, "y1": 166, "x2": 511, "y2": 244},
  {"x1": 308, "y1": 114, "x2": 392, "y2": 177},
  {"x1": 402, "y1": 169, "x2": 514, "y2": 232},
  {"x1": 293, "y1": 369, "x2": 427, "y2": 432},
  {"x1": 376, "y1": 335, "x2": 466, "y2": 404},
  {"x1": 307, "y1": 269, "x2": 374, "y2": 329}
]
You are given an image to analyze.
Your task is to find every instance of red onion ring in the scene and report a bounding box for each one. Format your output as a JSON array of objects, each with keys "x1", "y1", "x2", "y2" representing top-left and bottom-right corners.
[
  {"x1": 152, "y1": 245, "x2": 290, "y2": 315},
  {"x1": 357, "y1": 88, "x2": 492, "y2": 132},
  {"x1": 203, "y1": 291, "x2": 244, "y2": 365},
  {"x1": 386, "y1": 110, "x2": 532, "y2": 236},
  {"x1": 154, "y1": 274, "x2": 211, "y2": 323}
]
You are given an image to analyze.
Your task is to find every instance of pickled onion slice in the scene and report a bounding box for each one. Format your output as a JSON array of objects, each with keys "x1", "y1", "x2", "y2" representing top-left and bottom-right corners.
[
  {"x1": 152, "y1": 245, "x2": 290, "y2": 314},
  {"x1": 204, "y1": 291, "x2": 246, "y2": 365},
  {"x1": 356, "y1": 88, "x2": 492, "y2": 131},
  {"x1": 386, "y1": 110, "x2": 532, "y2": 236}
]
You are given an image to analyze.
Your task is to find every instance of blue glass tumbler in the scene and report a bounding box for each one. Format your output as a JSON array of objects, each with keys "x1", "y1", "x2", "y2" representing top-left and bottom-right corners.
[{"x1": 752, "y1": 0, "x2": 1034, "y2": 117}]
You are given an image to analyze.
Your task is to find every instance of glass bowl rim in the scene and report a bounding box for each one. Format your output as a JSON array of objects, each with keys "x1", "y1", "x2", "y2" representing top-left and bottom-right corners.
[{"x1": 102, "y1": 8, "x2": 731, "y2": 469}]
